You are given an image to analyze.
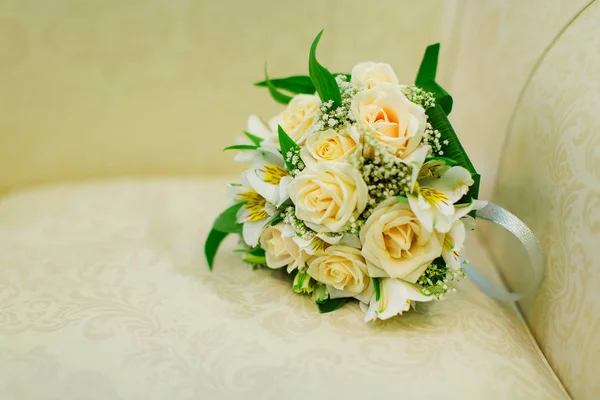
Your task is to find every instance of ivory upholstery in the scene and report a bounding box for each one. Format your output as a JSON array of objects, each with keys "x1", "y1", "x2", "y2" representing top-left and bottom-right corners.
[
  {"x1": 0, "y1": 179, "x2": 567, "y2": 399},
  {"x1": 489, "y1": 2, "x2": 600, "y2": 398},
  {"x1": 445, "y1": 1, "x2": 600, "y2": 398},
  {"x1": 1, "y1": 0, "x2": 599, "y2": 399}
]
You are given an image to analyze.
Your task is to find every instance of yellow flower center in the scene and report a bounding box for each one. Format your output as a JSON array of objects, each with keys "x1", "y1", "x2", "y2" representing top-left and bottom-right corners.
[
  {"x1": 420, "y1": 187, "x2": 449, "y2": 206},
  {"x1": 237, "y1": 190, "x2": 269, "y2": 221},
  {"x1": 263, "y1": 164, "x2": 289, "y2": 185},
  {"x1": 443, "y1": 234, "x2": 454, "y2": 251}
]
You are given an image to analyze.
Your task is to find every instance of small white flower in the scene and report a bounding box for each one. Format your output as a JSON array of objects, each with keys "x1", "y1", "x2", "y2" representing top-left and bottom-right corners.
[
  {"x1": 360, "y1": 278, "x2": 433, "y2": 322},
  {"x1": 228, "y1": 174, "x2": 277, "y2": 247},
  {"x1": 234, "y1": 114, "x2": 281, "y2": 163},
  {"x1": 244, "y1": 152, "x2": 292, "y2": 208},
  {"x1": 407, "y1": 159, "x2": 476, "y2": 233},
  {"x1": 441, "y1": 200, "x2": 487, "y2": 269}
]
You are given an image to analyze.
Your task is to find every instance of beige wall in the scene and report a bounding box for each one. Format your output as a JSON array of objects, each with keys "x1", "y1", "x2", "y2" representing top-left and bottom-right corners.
[{"x1": 0, "y1": 0, "x2": 448, "y2": 193}]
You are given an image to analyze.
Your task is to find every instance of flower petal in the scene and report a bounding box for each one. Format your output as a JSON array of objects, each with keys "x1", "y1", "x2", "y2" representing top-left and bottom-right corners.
[
  {"x1": 247, "y1": 114, "x2": 272, "y2": 138},
  {"x1": 243, "y1": 217, "x2": 272, "y2": 247},
  {"x1": 363, "y1": 278, "x2": 434, "y2": 322},
  {"x1": 245, "y1": 169, "x2": 280, "y2": 205}
]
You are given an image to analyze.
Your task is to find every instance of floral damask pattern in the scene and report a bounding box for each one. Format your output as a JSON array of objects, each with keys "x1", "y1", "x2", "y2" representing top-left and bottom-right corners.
[
  {"x1": 0, "y1": 179, "x2": 568, "y2": 399},
  {"x1": 492, "y1": 2, "x2": 600, "y2": 398}
]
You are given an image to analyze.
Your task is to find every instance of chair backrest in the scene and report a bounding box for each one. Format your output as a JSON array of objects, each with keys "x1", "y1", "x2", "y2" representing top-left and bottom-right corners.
[{"x1": 447, "y1": 1, "x2": 600, "y2": 398}]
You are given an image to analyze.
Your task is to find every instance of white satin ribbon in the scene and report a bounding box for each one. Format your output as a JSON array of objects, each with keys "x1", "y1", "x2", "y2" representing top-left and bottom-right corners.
[{"x1": 462, "y1": 203, "x2": 545, "y2": 302}]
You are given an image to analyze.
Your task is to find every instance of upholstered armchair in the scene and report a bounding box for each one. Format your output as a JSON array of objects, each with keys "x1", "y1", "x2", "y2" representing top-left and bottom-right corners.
[{"x1": 0, "y1": 1, "x2": 597, "y2": 399}]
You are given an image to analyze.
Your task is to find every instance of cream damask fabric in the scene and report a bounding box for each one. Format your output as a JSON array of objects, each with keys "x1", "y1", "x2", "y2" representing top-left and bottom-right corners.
[
  {"x1": 0, "y1": 179, "x2": 568, "y2": 399},
  {"x1": 491, "y1": 2, "x2": 600, "y2": 398}
]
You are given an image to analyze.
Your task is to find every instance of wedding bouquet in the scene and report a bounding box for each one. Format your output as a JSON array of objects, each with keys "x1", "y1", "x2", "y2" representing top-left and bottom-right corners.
[{"x1": 205, "y1": 31, "x2": 486, "y2": 322}]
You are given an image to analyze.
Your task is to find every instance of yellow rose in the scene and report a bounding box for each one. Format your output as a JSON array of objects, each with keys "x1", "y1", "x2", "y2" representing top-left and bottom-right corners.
[
  {"x1": 360, "y1": 198, "x2": 442, "y2": 282},
  {"x1": 351, "y1": 62, "x2": 398, "y2": 89},
  {"x1": 351, "y1": 83, "x2": 426, "y2": 156},
  {"x1": 307, "y1": 246, "x2": 372, "y2": 302},
  {"x1": 289, "y1": 162, "x2": 368, "y2": 232},
  {"x1": 260, "y1": 223, "x2": 308, "y2": 272},
  {"x1": 304, "y1": 126, "x2": 360, "y2": 163},
  {"x1": 277, "y1": 94, "x2": 321, "y2": 145}
]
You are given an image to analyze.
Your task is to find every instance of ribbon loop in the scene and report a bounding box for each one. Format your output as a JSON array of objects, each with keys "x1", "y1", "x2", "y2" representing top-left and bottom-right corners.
[{"x1": 462, "y1": 203, "x2": 545, "y2": 302}]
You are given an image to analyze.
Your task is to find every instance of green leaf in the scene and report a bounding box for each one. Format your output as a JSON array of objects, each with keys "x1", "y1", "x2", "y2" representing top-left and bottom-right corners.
[
  {"x1": 204, "y1": 229, "x2": 229, "y2": 270},
  {"x1": 415, "y1": 44, "x2": 453, "y2": 114},
  {"x1": 312, "y1": 282, "x2": 328, "y2": 304},
  {"x1": 254, "y1": 75, "x2": 316, "y2": 94},
  {"x1": 264, "y1": 64, "x2": 293, "y2": 105},
  {"x1": 465, "y1": 173, "x2": 481, "y2": 207},
  {"x1": 372, "y1": 278, "x2": 381, "y2": 302},
  {"x1": 269, "y1": 214, "x2": 284, "y2": 226},
  {"x1": 415, "y1": 43, "x2": 440, "y2": 87},
  {"x1": 223, "y1": 144, "x2": 258, "y2": 151},
  {"x1": 278, "y1": 125, "x2": 301, "y2": 171},
  {"x1": 419, "y1": 79, "x2": 453, "y2": 115},
  {"x1": 243, "y1": 254, "x2": 266, "y2": 264},
  {"x1": 308, "y1": 30, "x2": 342, "y2": 107},
  {"x1": 396, "y1": 195, "x2": 408, "y2": 203},
  {"x1": 426, "y1": 105, "x2": 480, "y2": 203},
  {"x1": 424, "y1": 156, "x2": 458, "y2": 166},
  {"x1": 233, "y1": 246, "x2": 266, "y2": 257},
  {"x1": 426, "y1": 105, "x2": 475, "y2": 176},
  {"x1": 317, "y1": 297, "x2": 349, "y2": 313},
  {"x1": 243, "y1": 131, "x2": 263, "y2": 146},
  {"x1": 213, "y1": 203, "x2": 244, "y2": 234}
]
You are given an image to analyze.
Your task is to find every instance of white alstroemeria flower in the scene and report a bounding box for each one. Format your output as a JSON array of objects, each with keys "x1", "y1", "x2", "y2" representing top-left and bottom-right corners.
[
  {"x1": 234, "y1": 115, "x2": 281, "y2": 163},
  {"x1": 441, "y1": 200, "x2": 487, "y2": 270},
  {"x1": 407, "y1": 159, "x2": 475, "y2": 233},
  {"x1": 360, "y1": 278, "x2": 434, "y2": 322},
  {"x1": 228, "y1": 173, "x2": 279, "y2": 247},
  {"x1": 244, "y1": 151, "x2": 293, "y2": 208}
]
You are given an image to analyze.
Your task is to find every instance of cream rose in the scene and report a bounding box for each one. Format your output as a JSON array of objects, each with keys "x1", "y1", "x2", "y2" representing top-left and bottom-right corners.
[
  {"x1": 289, "y1": 162, "x2": 368, "y2": 232},
  {"x1": 277, "y1": 94, "x2": 321, "y2": 145},
  {"x1": 304, "y1": 126, "x2": 360, "y2": 163},
  {"x1": 351, "y1": 62, "x2": 398, "y2": 89},
  {"x1": 352, "y1": 83, "x2": 426, "y2": 156},
  {"x1": 360, "y1": 198, "x2": 442, "y2": 282},
  {"x1": 307, "y1": 246, "x2": 372, "y2": 302},
  {"x1": 260, "y1": 223, "x2": 308, "y2": 272}
]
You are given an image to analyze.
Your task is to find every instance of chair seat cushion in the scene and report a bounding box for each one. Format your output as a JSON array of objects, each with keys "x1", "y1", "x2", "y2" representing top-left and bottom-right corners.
[{"x1": 0, "y1": 178, "x2": 567, "y2": 399}]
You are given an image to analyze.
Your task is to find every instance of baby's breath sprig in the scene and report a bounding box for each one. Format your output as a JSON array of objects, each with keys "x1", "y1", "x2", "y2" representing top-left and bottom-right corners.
[
  {"x1": 313, "y1": 75, "x2": 357, "y2": 131},
  {"x1": 355, "y1": 133, "x2": 413, "y2": 222},
  {"x1": 422, "y1": 122, "x2": 447, "y2": 157},
  {"x1": 284, "y1": 206, "x2": 316, "y2": 240},
  {"x1": 402, "y1": 85, "x2": 436, "y2": 109},
  {"x1": 285, "y1": 148, "x2": 305, "y2": 176},
  {"x1": 418, "y1": 261, "x2": 466, "y2": 300}
]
